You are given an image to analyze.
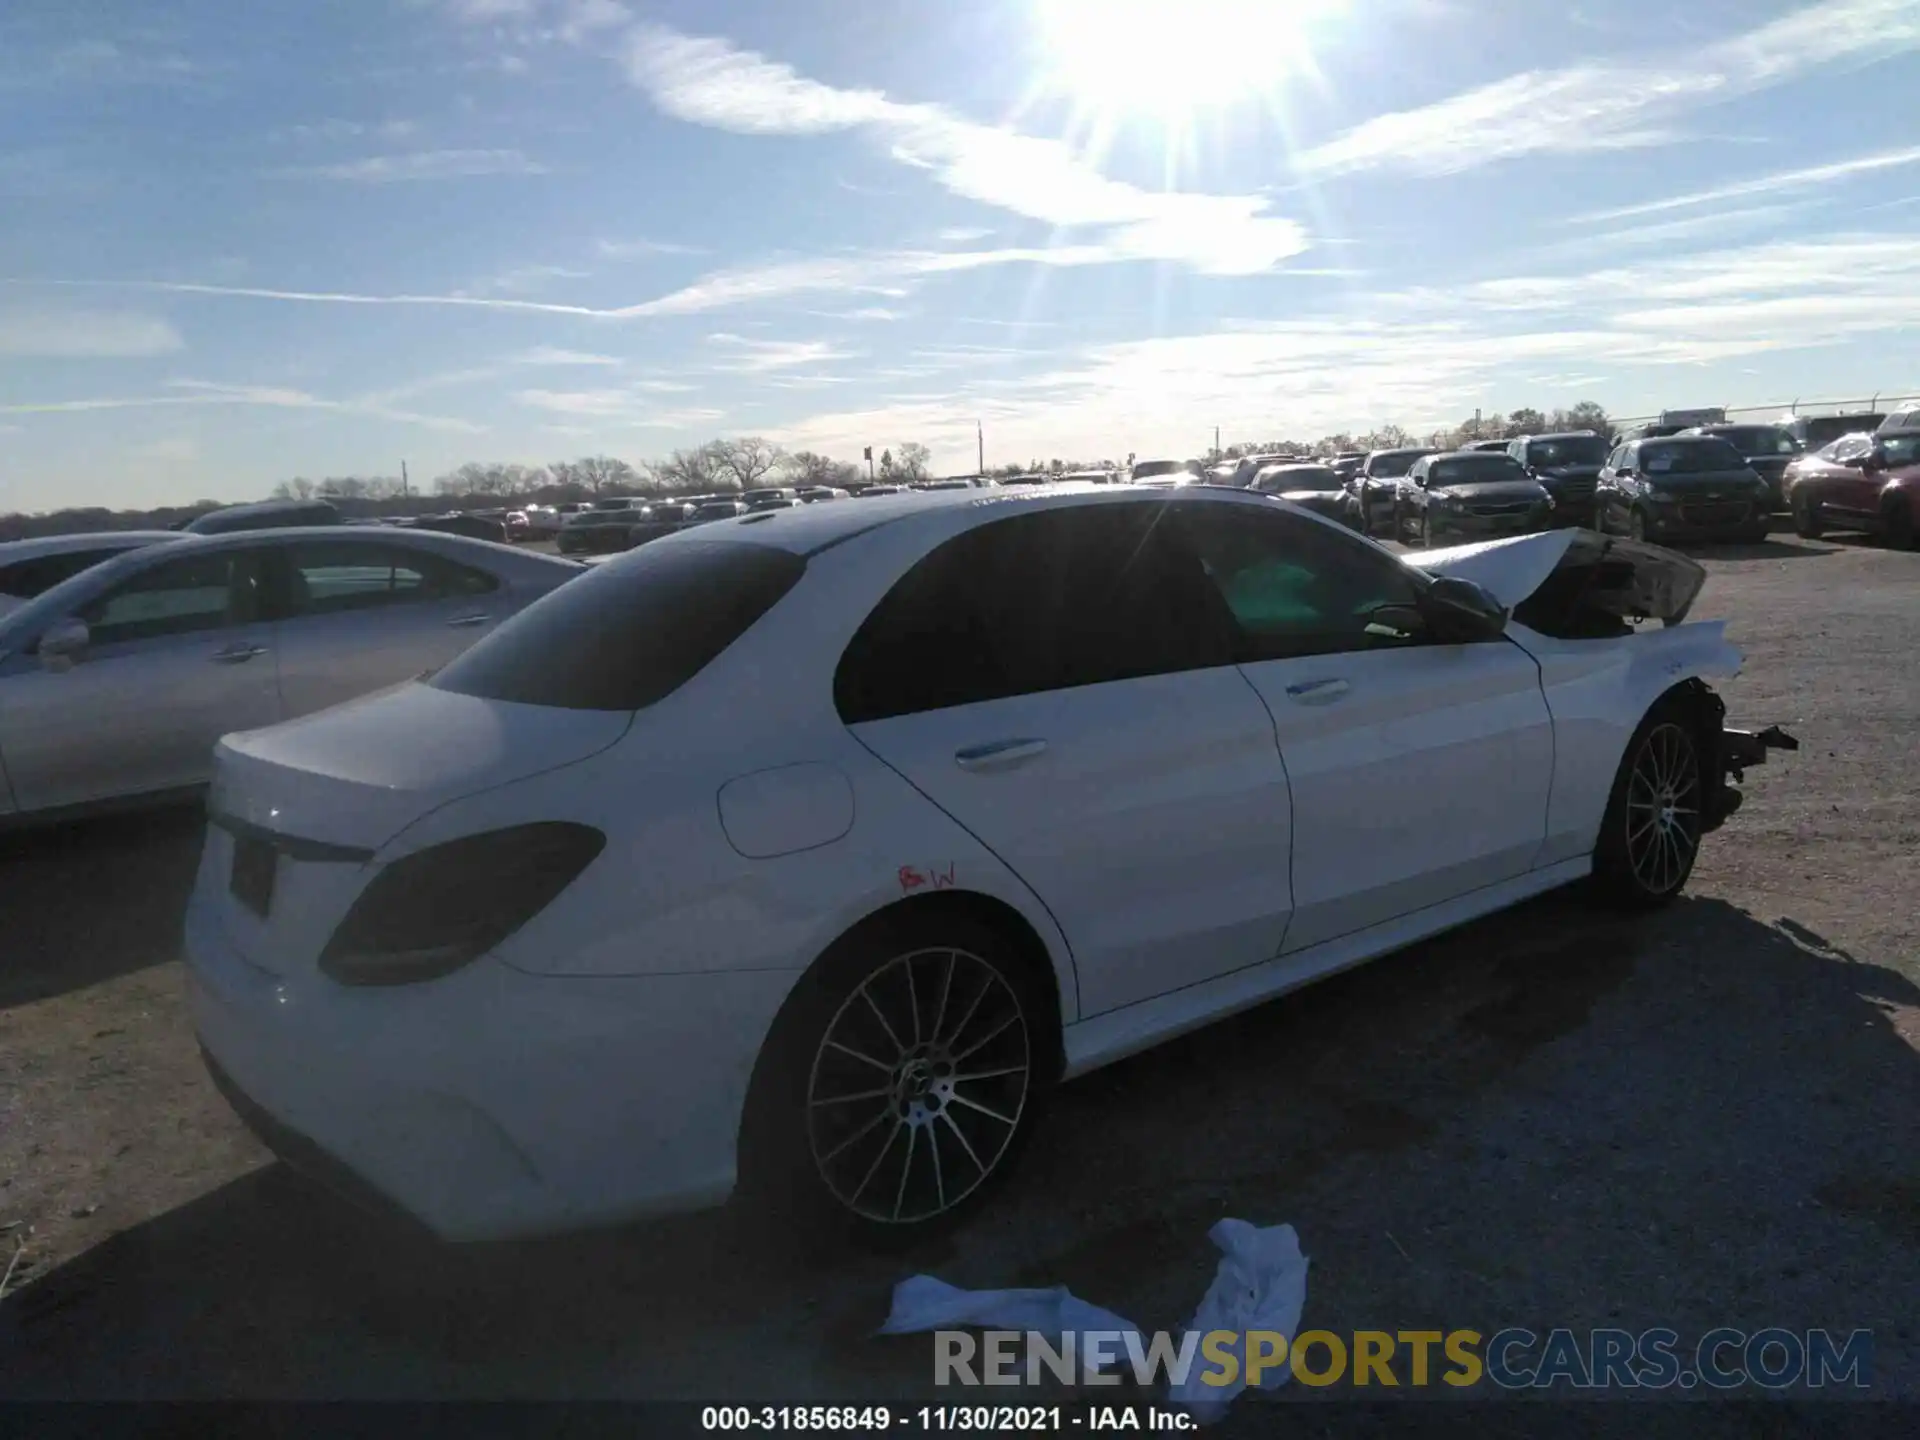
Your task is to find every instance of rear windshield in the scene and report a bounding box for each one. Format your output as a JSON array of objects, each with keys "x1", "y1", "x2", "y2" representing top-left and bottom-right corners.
[
  {"x1": 1129, "y1": 460, "x2": 1186, "y2": 479},
  {"x1": 1711, "y1": 426, "x2": 1798, "y2": 457},
  {"x1": 1640, "y1": 439, "x2": 1747, "y2": 474},
  {"x1": 1429, "y1": 454, "x2": 1528, "y2": 485},
  {"x1": 1524, "y1": 436, "x2": 1608, "y2": 467},
  {"x1": 1257, "y1": 466, "x2": 1341, "y2": 492},
  {"x1": 430, "y1": 541, "x2": 805, "y2": 711}
]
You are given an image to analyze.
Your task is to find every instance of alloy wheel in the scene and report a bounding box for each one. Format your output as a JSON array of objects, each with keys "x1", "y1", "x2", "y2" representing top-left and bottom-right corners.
[
  {"x1": 1623, "y1": 722, "x2": 1701, "y2": 896},
  {"x1": 806, "y1": 947, "x2": 1031, "y2": 1225}
]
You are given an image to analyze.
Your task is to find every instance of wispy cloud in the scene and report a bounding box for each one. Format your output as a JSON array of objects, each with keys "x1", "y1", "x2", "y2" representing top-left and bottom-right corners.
[
  {"x1": 595, "y1": 235, "x2": 705, "y2": 258},
  {"x1": 1, "y1": 379, "x2": 483, "y2": 431},
  {"x1": 276, "y1": 118, "x2": 419, "y2": 143},
  {"x1": 1573, "y1": 143, "x2": 1920, "y2": 223},
  {"x1": 282, "y1": 148, "x2": 546, "y2": 182},
  {"x1": 477, "y1": 262, "x2": 591, "y2": 293},
  {"x1": 707, "y1": 333, "x2": 854, "y2": 372},
  {"x1": 517, "y1": 345, "x2": 622, "y2": 365},
  {"x1": 1299, "y1": 0, "x2": 1920, "y2": 176},
  {"x1": 0, "y1": 310, "x2": 183, "y2": 358},
  {"x1": 0, "y1": 39, "x2": 203, "y2": 91},
  {"x1": 617, "y1": 24, "x2": 1307, "y2": 275}
]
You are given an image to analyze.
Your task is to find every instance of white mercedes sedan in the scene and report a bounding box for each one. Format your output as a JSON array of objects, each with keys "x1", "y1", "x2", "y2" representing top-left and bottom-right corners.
[
  {"x1": 185, "y1": 487, "x2": 1793, "y2": 1242},
  {"x1": 0, "y1": 527, "x2": 582, "y2": 826}
]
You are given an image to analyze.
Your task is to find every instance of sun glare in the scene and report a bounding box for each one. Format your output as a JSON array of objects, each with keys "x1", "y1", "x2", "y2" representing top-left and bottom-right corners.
[{"x1": 1035, "y1": 0, "x2": 1343, "y2": 114}]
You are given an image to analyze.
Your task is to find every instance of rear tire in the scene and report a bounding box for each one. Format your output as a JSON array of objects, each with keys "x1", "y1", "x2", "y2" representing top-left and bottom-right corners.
[
  {"x1": 740, "y1": 912, "x2": 1051, "y2": 1246},
  {"x1": 1628, "y1": 508, "x2": 1649, "y2": 542},
  {"x1": 1790, "y1": 487, "x2": 1824, "y2": 538},
  {"x1": 1591, "y1": 694, "x2": 1706, "y2": 910}
]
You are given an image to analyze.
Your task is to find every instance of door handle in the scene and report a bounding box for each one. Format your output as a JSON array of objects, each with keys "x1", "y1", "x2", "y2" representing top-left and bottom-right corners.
[
  {"x1": 211, "y1": 644, "x2": 267, "y2": 664},
  {"x1": 446, "y1": 613, "x2": 493, "y2": 628},
  {"x1": 954, "y1": 738, "x2": 1048, "y2": 771},
  {"x1": 1284, "y1": 677, "x2": 1350, "y2": 704}
]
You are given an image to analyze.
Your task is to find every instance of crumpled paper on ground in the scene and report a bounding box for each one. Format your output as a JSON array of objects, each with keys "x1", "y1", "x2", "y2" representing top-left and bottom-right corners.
[
  {"x1": 879, "y1": 1219, "x2": 1308, "y2": 1424},
  {"x1": 1166, "y1": 1219, "x2": 1310, "y2": 1422}
]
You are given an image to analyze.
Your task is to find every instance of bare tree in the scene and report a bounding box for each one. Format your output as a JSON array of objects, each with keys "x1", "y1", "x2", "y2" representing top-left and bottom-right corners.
[
  {"x1": 782, "y1": 450, "x2": 853, "y2": 487},
  {"x1": 652, "y1": 444, "x2": 726, "y2": 494},
  {"x1": 895, "y1": 442, "x2": 931, "y2": 482},
  {"x1": 271, "y1": 477, "x2": 318, "y2": 501},
  {"x1": 714, "y1": 436, "x2": 786, "y2": 489},
  {"x1": 568, "y1": 455, "x2": 641, "y2": 495}
]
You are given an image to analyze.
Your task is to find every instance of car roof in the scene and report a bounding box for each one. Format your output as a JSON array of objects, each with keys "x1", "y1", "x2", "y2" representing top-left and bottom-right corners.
[{"x1": 0, "y1": 530, "x2": 185, "y2": 561}]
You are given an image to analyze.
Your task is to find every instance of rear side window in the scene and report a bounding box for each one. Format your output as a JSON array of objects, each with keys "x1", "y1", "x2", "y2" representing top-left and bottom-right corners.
[
  {"x1": 282, "y1": 540, "x2": 497, "y2": 616},
  {"x1": 430, "y1": 541, "x2": 804, "y2": 711},
  {"x1": 834, "y1": 504, "x2": 1231, "y2": 723}
]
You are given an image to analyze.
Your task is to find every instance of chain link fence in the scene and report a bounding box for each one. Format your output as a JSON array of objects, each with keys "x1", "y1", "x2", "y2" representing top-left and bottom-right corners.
[{"x1": 1611, "y1": 392, "x2": 1920, "y2": 429}]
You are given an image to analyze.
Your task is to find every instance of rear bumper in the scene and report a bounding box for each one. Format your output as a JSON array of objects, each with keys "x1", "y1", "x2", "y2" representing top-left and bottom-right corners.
[{"x1": 186, "y1": 894, "x2": 797, "y2": 1241}]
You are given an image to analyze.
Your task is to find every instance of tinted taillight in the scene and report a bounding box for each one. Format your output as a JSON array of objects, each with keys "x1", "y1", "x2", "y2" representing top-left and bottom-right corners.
[{"x1": 319, "y1": 823, "x2": 605, "y2": 986}]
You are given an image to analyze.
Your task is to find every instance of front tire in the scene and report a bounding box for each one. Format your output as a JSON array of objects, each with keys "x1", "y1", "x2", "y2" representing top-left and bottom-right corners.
[
  {"x1": 1627, "y1": 507, "x2": 1649, "y2": 542},
  {"x1": 1883, "y1": 494, "x2": 1917, "y2": 551},
  {"x1": 742, "y1": 913, "x2": 1049, "y2": 1243},
  {"x1": 1790, "y1": 487, "x2": 1824, "y2": 538},
  {"x1": 1591, "y1": 696, "x2": 1706, "y2": 909}
]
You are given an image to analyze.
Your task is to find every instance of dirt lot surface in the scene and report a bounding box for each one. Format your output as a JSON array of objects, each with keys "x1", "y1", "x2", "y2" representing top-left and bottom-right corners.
[{"x1": 1, "y1": 526, "x2": 1915, "y2": 1421}]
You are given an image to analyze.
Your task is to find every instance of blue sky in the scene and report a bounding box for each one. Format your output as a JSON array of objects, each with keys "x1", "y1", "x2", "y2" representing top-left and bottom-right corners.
[{"x1": 4, "y1": 0, "x2": 1920, "y2": 510}]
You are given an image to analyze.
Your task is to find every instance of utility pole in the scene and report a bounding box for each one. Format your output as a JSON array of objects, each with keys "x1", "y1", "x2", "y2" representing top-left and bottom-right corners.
[
  {"x1": 976, "y1": 419, "x2": 984, "y2": 475},
  {"x1": 400, "y1": 460, "x2": 409, "y2": 497},
  {"x1": 864, "y1": 446, "x2": 874, "y2": 484}
]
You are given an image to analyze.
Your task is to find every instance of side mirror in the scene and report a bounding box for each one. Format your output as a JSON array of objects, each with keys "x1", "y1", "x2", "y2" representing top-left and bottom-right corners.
[
  {"x1": 1364, "y1": 602, "x2": 1428, "y2": 640},
  {"x1": 1422, "y1": 576, "x2": 1508, "y2": 643},
  {"x1": 1862, "y1": 448, "x2": 1885, "y2": 473},
  {"x1": 38, "y1": 616, "x2": 90, "y2": 671}
]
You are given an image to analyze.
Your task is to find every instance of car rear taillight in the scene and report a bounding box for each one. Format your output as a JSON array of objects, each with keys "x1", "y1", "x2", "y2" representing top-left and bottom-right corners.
[{"x1": 319, "y1": 823, "x2": 605, "y2": 986}]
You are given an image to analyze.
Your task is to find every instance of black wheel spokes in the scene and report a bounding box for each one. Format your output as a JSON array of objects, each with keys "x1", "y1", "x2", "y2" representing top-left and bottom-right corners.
[
  {"x1": 807, "y1": 948, "x2": 1031, "y2": 1224},
  {"x1": 1625, "y1": 722, "x2": 1702, "y2": 894}
]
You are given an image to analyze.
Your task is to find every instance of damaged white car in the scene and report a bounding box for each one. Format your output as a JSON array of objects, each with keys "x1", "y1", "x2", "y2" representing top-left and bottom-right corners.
[{"x1": 186, "y1": 487, "x2": 1794, "y2": 1244}]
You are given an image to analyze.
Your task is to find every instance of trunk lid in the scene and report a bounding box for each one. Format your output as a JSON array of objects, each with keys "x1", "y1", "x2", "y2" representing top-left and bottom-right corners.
[{"x1": 211, "y1": 681, "x2": 633, "y2": 855}]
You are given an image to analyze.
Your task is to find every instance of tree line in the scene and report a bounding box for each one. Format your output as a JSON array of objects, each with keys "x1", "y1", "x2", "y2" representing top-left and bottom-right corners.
[{"x1": 0, "y1": 405, "x2": 1613, "y2": 541}]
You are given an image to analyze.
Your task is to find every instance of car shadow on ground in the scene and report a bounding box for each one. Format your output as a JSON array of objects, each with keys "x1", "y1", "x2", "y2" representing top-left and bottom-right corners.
[
  {"x1": 0, "y1": 805, "x2": 205, "y2": 1009},
  {"x1": 3, "y1": 894, "x2": 1916, "y2": 1403}
]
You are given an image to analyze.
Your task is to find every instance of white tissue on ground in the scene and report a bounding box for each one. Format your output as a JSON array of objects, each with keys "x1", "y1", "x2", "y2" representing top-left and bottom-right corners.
[
  {"x1": 877, "y1": 1219, "x2": 1309, "y2": 1424},
  {"x1": 1166, "y1": 1220, "x2": 1310, "y2": 1422},
  {"x1": 878, "y1": 1275, "x2": 1141, "y2": 1372}
]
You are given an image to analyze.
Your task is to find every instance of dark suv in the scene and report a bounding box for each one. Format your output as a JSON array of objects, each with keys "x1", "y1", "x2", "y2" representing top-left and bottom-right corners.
[
  {"x1": 1508, "y1": 432, "x2": 1610, "y2": 525},
  {"x1": 1596, "y1": 436, "x2": 1771, "y2": 544},
  {"x1": 1680, "y1": 423, "x2": 1801, "y2": 510}
]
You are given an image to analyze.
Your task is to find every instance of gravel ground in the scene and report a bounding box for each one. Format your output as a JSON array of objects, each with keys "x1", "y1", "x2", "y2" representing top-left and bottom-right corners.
[{"x1": 1, "y1": 526, "x2": 1914, "y2": 1423}]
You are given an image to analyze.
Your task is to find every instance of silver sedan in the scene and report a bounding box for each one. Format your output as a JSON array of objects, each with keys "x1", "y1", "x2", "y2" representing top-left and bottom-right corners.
[{"x1": 0, "y1": 527, "x2": 582, "y2": 826}]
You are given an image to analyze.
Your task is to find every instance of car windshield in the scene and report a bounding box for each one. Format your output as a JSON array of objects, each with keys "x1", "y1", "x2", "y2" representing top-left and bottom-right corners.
[
  {"x1": 1129, "y1": 460, "x2": 1186, "y2": 479},
  {"x1": 1429, "y1": 455, "x2": 1528, "y2": 486},
  {"x1": 1526, "y1": 436, "x2": 1608, "y2": 467},
  {"x1": 1713, "y1": 426, "x2": 1799, "y2": 457},
  {"x1": 1368, "y1": 451, "x2": 1427, "y2": 478},
  {"x1": 1640, "y1": 439, "x2": 1747, "y2": 474},
  {"x1": 1261, "y1": 467, "x2": 1341, "y2": 491},
  {"x1": 1800, "y1": 415, "x2": 1885, "y2": 447}
]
